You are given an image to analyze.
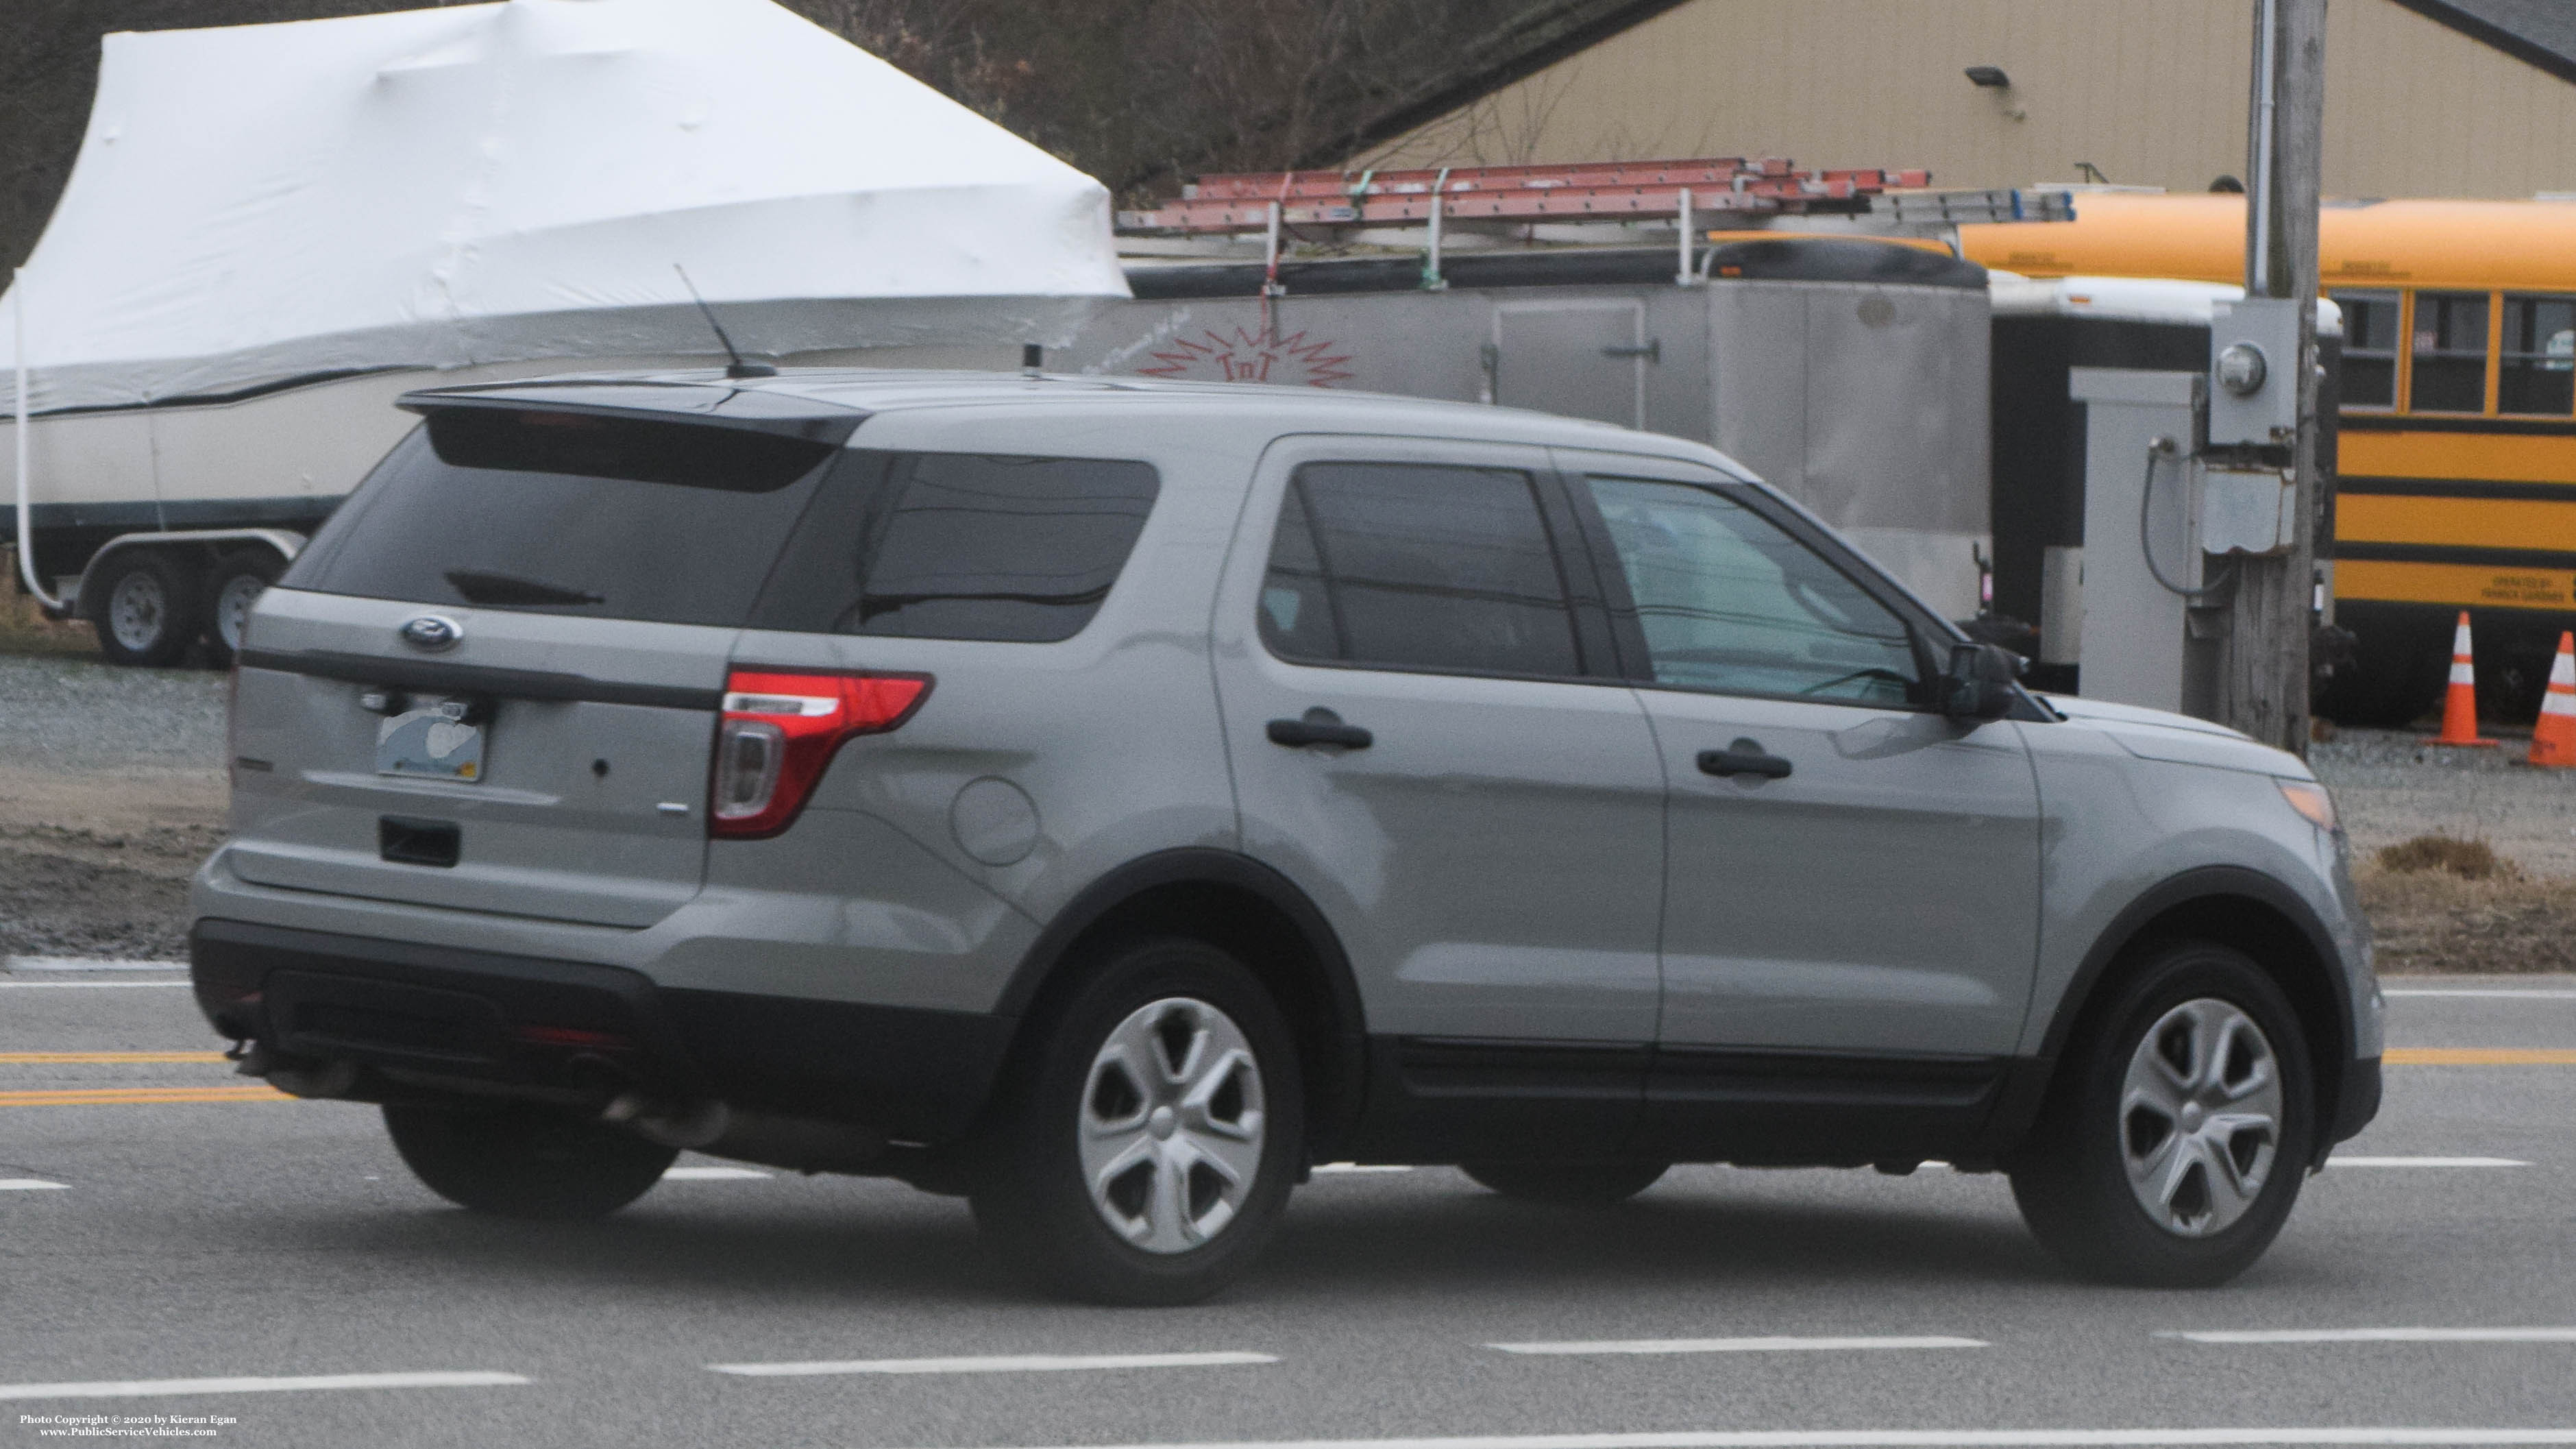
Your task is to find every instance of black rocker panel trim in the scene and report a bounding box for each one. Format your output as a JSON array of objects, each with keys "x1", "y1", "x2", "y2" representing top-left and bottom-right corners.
[{"x1": 1347, "y1": 1036, "x2": 2007, "y2": 1166}]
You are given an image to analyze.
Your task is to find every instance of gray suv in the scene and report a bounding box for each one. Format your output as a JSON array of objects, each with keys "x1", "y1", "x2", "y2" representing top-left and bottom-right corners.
[{"x1": 192, "y1": 370, "x2": 2381, "y2": 1304}]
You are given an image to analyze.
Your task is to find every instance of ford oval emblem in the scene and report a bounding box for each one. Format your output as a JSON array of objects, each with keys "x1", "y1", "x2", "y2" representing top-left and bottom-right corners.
[{"x1": 399, "y1": 614, "x2": 463, "y2": 652}]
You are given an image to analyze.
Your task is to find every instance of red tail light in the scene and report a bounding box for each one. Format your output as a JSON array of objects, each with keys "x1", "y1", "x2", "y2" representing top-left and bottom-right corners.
[{"x1": 709, "y1": 669, "x2": 931, "y2": 839}]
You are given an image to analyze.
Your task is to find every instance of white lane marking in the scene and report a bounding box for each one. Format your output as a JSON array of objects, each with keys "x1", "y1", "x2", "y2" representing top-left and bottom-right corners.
[
  {"x1": 1490, "y1": 1337, "x2": 1985, "y2": 1356},
  {"x1": 0, "y1": 981, "x2": 190, "y2": 990},
  {"x1": 1315, "y1": 1163, "x2": 1413, "y2": 1174},
  {"x1": 2325, "y1": 1157, "x2": 2530, "y2": 1168},
  {"x1": 663, "y1": 1166, "x2": 771, "y2": 1181},
  {"x1": 0, "y1": 1179, "x2": 69, "y2": 1191},
  {"x1": 708, "y1": 1351, "x2": 1278, "y2": 1378},
  {"x1": 2163, "y1": 1327, "x2": 2576, "y2": 1344},
  {"x1": 0, "y1": 1370, "x2": 528, "y2": 1400},
  {"x1": 981, "y1": 1430, "x2": 2576, "y2": 1448},
  {"x1": 2370, "y1": 979, "x2": 2576, "y2": 990},
  {"x1": 4, "y1": 957, "x2": 188, "y2": 973}
]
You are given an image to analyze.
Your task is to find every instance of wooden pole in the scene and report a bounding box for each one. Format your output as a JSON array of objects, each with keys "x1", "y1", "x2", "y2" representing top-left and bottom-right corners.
[{"x1": 2220, "y1": 0, "x2": 2323, "y2": 757}]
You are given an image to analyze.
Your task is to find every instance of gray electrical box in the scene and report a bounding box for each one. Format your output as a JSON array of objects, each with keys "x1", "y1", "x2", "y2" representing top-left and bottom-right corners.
[{"x1": 2206, "y1": 297, "x2": 2302, "y2": 447}]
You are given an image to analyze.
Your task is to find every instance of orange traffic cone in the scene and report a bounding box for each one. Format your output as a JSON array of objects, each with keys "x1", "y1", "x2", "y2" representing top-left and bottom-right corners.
[
  {"x1": 2425, "y1": 610, "x2": 2500, "y2": 747},
  {"x1": 2531, "y1": 632, "x2": 2576, "y2": 767}
]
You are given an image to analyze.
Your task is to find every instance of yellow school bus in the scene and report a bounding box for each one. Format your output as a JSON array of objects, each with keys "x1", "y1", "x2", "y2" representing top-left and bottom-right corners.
[{"x1": 1961, "y1": 192, "x2": 2576, "y2": 724}]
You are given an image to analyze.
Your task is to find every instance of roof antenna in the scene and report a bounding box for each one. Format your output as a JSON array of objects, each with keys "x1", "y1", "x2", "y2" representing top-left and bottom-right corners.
[{"x1": 672, "y1": 264, "x2": 775, "y2": 378}]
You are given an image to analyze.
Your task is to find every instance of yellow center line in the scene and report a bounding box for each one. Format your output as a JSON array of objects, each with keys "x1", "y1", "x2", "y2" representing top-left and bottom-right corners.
[
  {"x1": 0, "y1": 1051, "x2": 231, "y2": 1064},
  {"x1": 0, "y1": 1085, "x2": 292, "y2": 1107},
  {"x1": 2385, "y1": 1047, "x2": 2576, "y2": 1065}
]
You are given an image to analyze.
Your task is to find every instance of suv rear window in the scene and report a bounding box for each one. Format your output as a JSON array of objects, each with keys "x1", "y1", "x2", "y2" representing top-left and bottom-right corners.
[
  {"x1": 285, "y1": 411, "x2": 839, "y2": 628},
  {"x1": 750, "y1": 451, "x2": 1161, "y2": 643}
]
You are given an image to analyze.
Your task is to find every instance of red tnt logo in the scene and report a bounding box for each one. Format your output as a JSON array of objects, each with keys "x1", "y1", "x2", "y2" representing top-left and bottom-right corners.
[{"x1": 1138, "y1": 326, "x2": 1353, "y2": 387}]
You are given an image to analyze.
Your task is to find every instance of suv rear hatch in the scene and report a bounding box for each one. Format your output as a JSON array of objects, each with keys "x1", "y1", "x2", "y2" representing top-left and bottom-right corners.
[{"x1": 225, "y1": 382, "x2": 866, "y2": 928}]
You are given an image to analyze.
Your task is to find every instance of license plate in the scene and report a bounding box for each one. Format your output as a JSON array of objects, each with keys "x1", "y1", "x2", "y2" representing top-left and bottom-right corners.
[{"x1": 376, "y1": 697, "x2": 486, "y2": 782}]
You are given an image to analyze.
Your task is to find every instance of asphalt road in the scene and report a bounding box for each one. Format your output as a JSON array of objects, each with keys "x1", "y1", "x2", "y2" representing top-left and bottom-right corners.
[{"x1": 1, "y1": 974, "x2": 2570, "y2": 1449}]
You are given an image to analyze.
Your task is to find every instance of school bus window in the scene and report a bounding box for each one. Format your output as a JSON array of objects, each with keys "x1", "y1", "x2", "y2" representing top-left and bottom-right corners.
[
  {"x1": 2410, "y1": 291, "x2": 2489, "y2": 413},
  {"x1": 2500, "y1": 295, "x2": 2576, "y2": 417},
  {"x1": 2332, "y1": 290, "x2": 2399, "y2": 409}
]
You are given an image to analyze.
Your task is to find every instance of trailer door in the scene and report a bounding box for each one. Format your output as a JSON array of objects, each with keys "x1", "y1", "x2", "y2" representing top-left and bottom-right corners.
[{"x1": 1493, "y1": 300, "x2": 1648, "y2": 429}]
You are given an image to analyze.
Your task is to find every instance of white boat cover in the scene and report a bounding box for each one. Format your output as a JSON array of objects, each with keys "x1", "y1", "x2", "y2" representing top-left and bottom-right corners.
[{"x1": 1, "y1": 0, "x2": 1129, "y2": 414}]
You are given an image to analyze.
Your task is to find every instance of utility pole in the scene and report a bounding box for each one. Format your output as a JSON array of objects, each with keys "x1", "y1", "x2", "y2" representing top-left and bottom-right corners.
[{"x1": 2220, "y1": 0, "x2": 2324, "y2": 755}]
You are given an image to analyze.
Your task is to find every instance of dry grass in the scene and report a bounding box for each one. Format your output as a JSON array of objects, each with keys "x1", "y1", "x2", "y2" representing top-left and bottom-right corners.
[
  {"x1": 0, "y1": 550, "x2": 93, "y2": 658},
  {"x1": 2355, "y1": 862, "x2": 2576, "y2": 973},
  {"x1": 2374, "y1": 832, "x2": 2518, "y2": 881}
]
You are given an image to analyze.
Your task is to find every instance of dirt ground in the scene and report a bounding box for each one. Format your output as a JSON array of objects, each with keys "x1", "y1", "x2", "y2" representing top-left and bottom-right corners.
[{"x1": 6, "y1": 622, "x2": 2576, "y2": 970}]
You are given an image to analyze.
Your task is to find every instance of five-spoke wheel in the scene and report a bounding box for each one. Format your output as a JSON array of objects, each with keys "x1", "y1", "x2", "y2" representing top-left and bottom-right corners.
[
  {"x1": 971, "y1": 936, "x2": 1302, "y2": 1304},
  {"x1": 2009, "y1": 940, "x2": 2314, "y2": 1287}
]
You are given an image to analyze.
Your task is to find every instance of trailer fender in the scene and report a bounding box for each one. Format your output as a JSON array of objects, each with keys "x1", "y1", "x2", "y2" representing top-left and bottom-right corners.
[{"x1": 73, "y1": 529, "x2": 306, "y2": 620}]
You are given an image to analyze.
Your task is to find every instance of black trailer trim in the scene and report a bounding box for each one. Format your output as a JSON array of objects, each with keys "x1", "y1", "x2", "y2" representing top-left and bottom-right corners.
[{"x1": 1127, "y1": 237, "x2": 1985, "y2": 301}]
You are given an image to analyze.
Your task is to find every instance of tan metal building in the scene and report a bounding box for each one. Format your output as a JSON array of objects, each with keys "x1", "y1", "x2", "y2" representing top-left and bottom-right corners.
[{"x1": 1359, "y1": 0, "x2": 2576, "y2": 201}]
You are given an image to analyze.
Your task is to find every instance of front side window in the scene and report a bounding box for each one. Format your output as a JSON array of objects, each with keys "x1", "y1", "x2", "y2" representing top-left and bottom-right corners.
[
  {"x1": 1582, "y1": 476, "x2": 1920, "y2": 707},
  {"x1": 1258, "y1": 461, "x2": 1581, "y2": 678},
  {"x1": 2500, "y1": 294, "x2": 2576, "y2": 417},
  {"x1": 2331, "y1": 290, "x2": 2399, "y2": 410},
  {"x1": 2411, "y1": 291, "x2": 2489, "y2": 413},
  {"x1": 751, "y1": 451, "x2": 1160, "y2": 642}
]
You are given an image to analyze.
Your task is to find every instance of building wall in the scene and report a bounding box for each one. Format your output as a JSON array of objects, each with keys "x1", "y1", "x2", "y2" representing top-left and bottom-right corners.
[{"x1": 1360, "y1": 0, "x2": 2576, "y2": 200}]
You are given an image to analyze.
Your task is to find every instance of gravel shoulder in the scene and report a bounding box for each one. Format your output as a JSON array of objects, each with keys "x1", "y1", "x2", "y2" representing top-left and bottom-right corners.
[{"x1": 0, "y1": 652, "x2": 227, "y2": 960}]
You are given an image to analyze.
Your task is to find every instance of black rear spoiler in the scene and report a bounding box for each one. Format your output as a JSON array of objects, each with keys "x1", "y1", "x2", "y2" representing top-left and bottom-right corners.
[{"x1": 398, "y1": 378, "x2": 870, "y2": 446}]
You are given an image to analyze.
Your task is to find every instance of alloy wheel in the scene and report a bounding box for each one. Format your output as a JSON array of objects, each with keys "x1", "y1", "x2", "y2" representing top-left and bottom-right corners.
[
  {"x1": 2118, "y1": 997, "x2": 2283, "y2": 1237},
  {"x1": 1077, "y1": 996, "x2": 1266, "y2": 1253}
]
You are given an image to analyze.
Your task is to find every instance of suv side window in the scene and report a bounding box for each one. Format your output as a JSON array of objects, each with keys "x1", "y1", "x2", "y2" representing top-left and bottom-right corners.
[
  {"x1": 1582, "y1": 474, "x2": 1921, "y2": 707},
  {"x1": 752, "y1": 450, "x2": 1160, "y2": 642},
  {"x1": 1260, "y1": 461, "x2": 1582, "y2": 679}
]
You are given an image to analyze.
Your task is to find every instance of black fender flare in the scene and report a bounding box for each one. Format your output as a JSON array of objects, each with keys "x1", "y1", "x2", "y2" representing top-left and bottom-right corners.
[
  {"x1": 1985, "y1": 864, "x2": 2358, "y2": 1161},
  {"x1": 992, "y1": 847, "x2": 1370, "y2": 1156}
]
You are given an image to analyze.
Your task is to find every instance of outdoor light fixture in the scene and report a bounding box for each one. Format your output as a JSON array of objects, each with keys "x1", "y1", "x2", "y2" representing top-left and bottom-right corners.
[{"x1": 1965, "y1": 65, "x2": 2011, "y2": 88}]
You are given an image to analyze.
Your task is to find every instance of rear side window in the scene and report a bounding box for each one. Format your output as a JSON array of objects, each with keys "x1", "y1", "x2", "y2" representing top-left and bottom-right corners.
[
  {"x1": 1258, "y1": 461, "x2": 1580, "y2": 678},
  {"x1": 750, "y1": 451, "x2": 1160, "y2": 642},
  {"x1": 285, "y1": 411, "x2": 837, "y2": 627}
]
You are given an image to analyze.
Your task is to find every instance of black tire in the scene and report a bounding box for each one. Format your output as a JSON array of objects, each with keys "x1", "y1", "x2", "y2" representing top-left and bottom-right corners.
[
  {"x1": 968, "y1": 936, "x2": 1304, "y2": 1306},
  {"x1": 1461, "y1": 1160, "x2": 1669, "y2": 1206},
  {"x1": 2007, "y1": 941, "x2": 2315, "y2": 1287},
  {"x1": 383, "y1": 1102, "x2": 676, "y2": 1221},
  {"x1": 202, "y1": 548, "x2": 284, "y2": 668},
  {"x1": 86, "y1": 550, "x2": 204, "y2": 668}
]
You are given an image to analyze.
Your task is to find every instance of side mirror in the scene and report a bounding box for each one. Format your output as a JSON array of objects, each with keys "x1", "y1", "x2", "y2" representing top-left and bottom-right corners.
[{"x1": 1939, "y1": 642, "x2": 2022, "y2": 720}]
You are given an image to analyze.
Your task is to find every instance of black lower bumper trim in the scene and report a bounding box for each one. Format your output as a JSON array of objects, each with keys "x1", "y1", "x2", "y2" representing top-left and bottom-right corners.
[{"x1": 189, "y1": 918, "x2": 1011, "y2": 1143}]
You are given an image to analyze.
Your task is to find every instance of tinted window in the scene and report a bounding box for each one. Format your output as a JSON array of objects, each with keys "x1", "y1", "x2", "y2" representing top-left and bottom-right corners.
[
  {"x1": 1259, "y1": 461, "x2": 1580, "y2": 678},
  {"x1": 2331, "y1": 290, "x2": 2398, "y2": 410},
  {"x1": 2501, "y1": 293, "x2": 2576, "y2": 417},
  {"x1": 750, "y1": 451, "x2": 1160, "y2": 643},
  {"x1": 284, "y1": 412, "x2": 837, "y2": 627},
  {"x1": 2411, "y1": 291, "x2": 2488, "y2": 413},
  {"x1": 1584, "y1": 476, "x2": 1919, "y2": 706}
]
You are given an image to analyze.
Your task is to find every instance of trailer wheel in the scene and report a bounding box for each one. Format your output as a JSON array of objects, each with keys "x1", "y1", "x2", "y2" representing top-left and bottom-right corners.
[
  {"x1": 88, "y1": 550, "x2": 204, "y2": 669},
  {"x1": 204, "y1": 548, "x2": 284, "y2": 668}
]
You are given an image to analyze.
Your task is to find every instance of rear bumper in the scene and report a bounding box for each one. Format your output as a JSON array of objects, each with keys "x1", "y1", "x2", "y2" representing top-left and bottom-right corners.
[{"x1": 190, "y1": 918, "x2": 1012, "y2": 1143}]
